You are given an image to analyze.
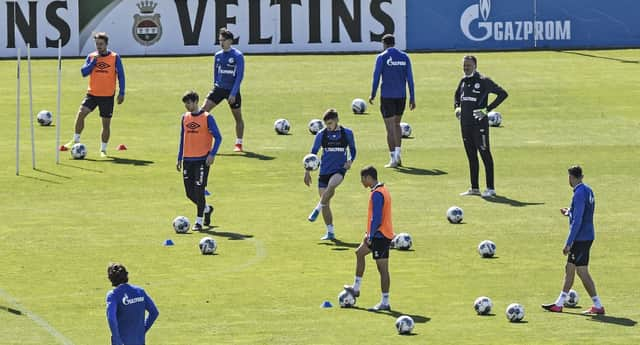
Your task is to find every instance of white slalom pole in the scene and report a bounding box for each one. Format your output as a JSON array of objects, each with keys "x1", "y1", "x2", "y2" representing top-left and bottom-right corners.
[
  {"x1": 56, "y1": 39, "x2": 62, "y2": 164},
  {"x1": 16, "y1": 48, "x2": 21, "y2": 176},
  {"x1": 27, "y1": 43, "x2": 36, "y2": 169}
]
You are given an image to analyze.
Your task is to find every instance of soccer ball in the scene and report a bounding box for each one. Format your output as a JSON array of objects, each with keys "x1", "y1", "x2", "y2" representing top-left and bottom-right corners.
[
  {"x1": 505, "y1": 303, "x2": 525, "y2": 322},
  {"x1": 400, "y1": 122, "x2": 412, "y2": 138},
  {"x1": 198, "y1": 237, "x2": 217, "y2": 255},
  {"x1": 393, "y1": 233, "x2": 412, "y2": 250},
  {"x1": 477, "y1": 240, "x2": 496, "y2": 258},
  {"x1": 172, "y1": 216, "x2": 190, "y2": 233},
  {"x1": 446, "y1": 206, "x2": 464, "y2": 224},
  {"x1": 308, "y1": 119, "x2": 324, "y2": 135},
  {"x1": 488, "y1": 111, "x2": 502, "y2": 127},
  {"x1": 302, "y1": 153, "x2": 320, "y2": 171},
  {"x1": 274, "y1": 118, "x2": 290, "y2": 135},
  {"x1": 37, "y1": 110, "x2": 53, "y2": 126},
  {"x1": 352, "y1": 98, "x2": 366, "y2": 114},
  {"x1": 395, "y1": 315, "x2": 415, "y2": 335},
  {"x1": 474, "y1": 296, "x2": 493, "y2": 315},
  {"x1": 338, "y1": 289, "x2": 356, "y2": 308},
  {"x1": 565, "y1": 289, "x2": 579, "y2": 307},
  {"x1": 70, "y1": 143, "x2": 87, "y2": 159}
]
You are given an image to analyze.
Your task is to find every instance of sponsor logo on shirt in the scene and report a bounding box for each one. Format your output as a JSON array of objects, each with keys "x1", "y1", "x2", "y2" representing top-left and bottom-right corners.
[
  {"x1": 386, "y1": 57, "x2": 406, "y2": 66},
  {"x1": 325, "y1": 147, "x2": 346, "y2": 152},
  {"x1": 462, "y1": 96, "x2": 477, "y2": 101},
  {"x1": 122, "y1": 293, "x2": 145, "y2": 305}
]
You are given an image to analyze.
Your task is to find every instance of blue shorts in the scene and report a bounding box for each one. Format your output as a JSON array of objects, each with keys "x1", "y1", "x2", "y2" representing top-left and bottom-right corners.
[{"x1": 318, "y1": 169, "x2": 346, "y2": 188}]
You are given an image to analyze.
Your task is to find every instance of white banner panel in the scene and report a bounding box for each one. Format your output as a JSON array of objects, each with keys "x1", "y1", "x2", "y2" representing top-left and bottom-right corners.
[
  {"x1": 80, "y1": 0, "x2": 406, "y2": 56},
  {"x1": 0, "y1": 0, "x2": 79, "y2": 57}
]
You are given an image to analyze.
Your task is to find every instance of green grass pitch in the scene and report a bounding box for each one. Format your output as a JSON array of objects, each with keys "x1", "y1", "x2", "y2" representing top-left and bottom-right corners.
[{"x1": 0, "y1": 49, "x2": 639, "y2": 344}]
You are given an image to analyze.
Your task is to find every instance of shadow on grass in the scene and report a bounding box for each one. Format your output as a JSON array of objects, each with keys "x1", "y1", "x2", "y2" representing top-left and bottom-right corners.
[
  {"x1": 559, "y1": 51, "x2": 639, "y2": 64},
  {"x1": 58, "y1": 162, "x2": 103, "y2": 173},
  {"x1": 217, "y1": 151, "x2": 275, "y2": 161},
  {"x1": 17, "y1": 174, "x2": 61, "y2": 184},
  {"x1": 317, "y1": 238, "x2": 360, "y2": 250},
  {"x1": 562, "y1": 310, "x2": 637, "y2": 327},
  {"x1": 588, "y1": 315, "x2": 637, "y2": 327},
  {"x1": 34, "y1": 168, "x2": 71, "y2": 179},
  {"x1": 395, "y1": 167, "x2": 447, "y2": 176},
  {"x1": 87, "y1": 157, "x2": 154, "y2": 166},
  {"x1": 0, "y1": 305, "x2": 22, "y2": 315},
  {"x1": 348, "y1": 306, "x2": 431, "y2": 324},
  {"x1": 483, "y1": 195, "x2": 544, "y2": 207},
  {"x1": 199, "y1": 226, "x2": 254, "y2": 240}
]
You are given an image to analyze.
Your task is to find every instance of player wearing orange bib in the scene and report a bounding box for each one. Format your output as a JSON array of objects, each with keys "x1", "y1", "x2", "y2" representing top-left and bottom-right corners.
[
  {"x1": 344, "y1": 166, "x2": 395, "y2": 311},
  {"x1": 63, "y1": 32, "x2": 125, "y2": 157},
  {"x1": 177, "y1": 91, "x2": 222, "y2": 231}
]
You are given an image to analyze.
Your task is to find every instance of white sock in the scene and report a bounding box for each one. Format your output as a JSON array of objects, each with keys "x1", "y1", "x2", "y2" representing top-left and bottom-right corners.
[
  {"x1": 73, "y1": 133, "x2": 81, "y2": 142},
  {"x1": 353, "y1": 276, "x2": 362, "y2": 291},
  {"x1": 389, "y1": 151, "x2": 395, "y2": 161},
  {"x1": 555, "y1": 291, "x2": 568, "y2": 307},
  {"x1": 381, "y1": 292, "x2": 390, "y2": 305},
  {"x1": 326, "y1": 224, "x2": 334, "y2": 234},
  {"x1": 101, "y1": 142, "x2": 108, "y2": 152},
  {"x1": 236, "y1": 138, "x2": 243, "y2": 145},
  {"x1": 195, "y1": 217, "x2": 203, "y2": 225},
  {"x1": 394, "y1": 147, "x2": 401, "y2": 156},
  {"x1": 592, "y1": 295, "x2": 603, "y2": 308},
  {"x1": 205, "y1": 205, "x2": 212, "y2": 213},
  {"x1": 315, "y1": 202, "x2": 324, "y2": 211}
]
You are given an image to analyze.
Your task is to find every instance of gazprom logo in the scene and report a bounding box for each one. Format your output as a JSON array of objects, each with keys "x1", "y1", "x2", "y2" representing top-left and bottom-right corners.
[
  {"x1": 122, "y1": 293, "x2": 145, "y2": 305},
  {"x1": 460, "y1": 0, "x2": 571, "y2": 42},
  {"x1": 386, "y1": 57, "x2": 406, "y2": 66}
]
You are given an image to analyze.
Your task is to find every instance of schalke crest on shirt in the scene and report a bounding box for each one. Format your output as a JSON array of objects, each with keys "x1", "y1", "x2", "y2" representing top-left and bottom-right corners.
[{"x1": 133, "y1": 0, "x2": 162, "y2": 46}]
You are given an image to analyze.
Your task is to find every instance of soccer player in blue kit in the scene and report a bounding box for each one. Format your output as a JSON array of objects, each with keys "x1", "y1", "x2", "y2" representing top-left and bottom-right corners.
[
  {"x1": 305, "y1": 109, "x2": 357, "y2": 240},
  {"x1": 106, "y1": 263, "x2": 159, "y2": 345},
  {"x1": 201, "y1": 28, "x2": 246, "y2": 152},
  {"x1": 369, "y1": 34, "x2": 415, "y2": 168},
  {"x1": 542, "y1": 166, "x2": 605, "y2": 315}
]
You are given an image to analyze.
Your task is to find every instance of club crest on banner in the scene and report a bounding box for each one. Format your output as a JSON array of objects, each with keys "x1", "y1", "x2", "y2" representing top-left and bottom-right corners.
[{"x1": 133, "y1": 0, "x2": 162, "y2": 46}]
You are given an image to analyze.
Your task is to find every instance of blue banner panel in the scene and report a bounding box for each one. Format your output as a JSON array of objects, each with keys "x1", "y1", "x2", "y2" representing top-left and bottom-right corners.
[{"x1": 407, "y1": 0, "x2": 640, "y2": 51}]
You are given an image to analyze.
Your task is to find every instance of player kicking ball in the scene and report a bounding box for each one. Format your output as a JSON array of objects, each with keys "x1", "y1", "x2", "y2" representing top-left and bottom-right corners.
[
  {"x1": 344, "y1": 166, "x2": 395, "y2": 311},
  {"x1": 304, "y1": 109, "x2": 356, "y2": 240},
  {"x1": 542, "y1": 166, "x2": 605, "y2": 315}
]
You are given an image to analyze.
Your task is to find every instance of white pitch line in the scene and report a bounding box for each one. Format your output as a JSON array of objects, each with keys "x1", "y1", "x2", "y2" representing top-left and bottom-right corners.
[{"x1": 0, "y1": 288, "x2": 74, "y2": 345}]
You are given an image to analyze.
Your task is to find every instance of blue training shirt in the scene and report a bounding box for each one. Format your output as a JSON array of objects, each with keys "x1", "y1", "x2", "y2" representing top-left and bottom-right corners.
[
  {"x1": 566, "y1": 183, "x2": 596, "y2": 246},
  {"x1": 371, "y1": 47, "x2": 415, "y2": 102},
  {"x1": 311, "y1": 126, "x2": 356, "y2": 175},
  {"x1": 213, "y1": 48, "x2": 244, "y2": 96},
  {"x1": 106, "y1": 283, "x2": 159, "y2": 345},
  {"x1": 369, "y1": 187, "x2": 385, "y2": 240},
  {"x1": 177, "y1": 111, "x2": 223, "y2": 161},
  {"x1": 80, "y1": 50, "x2": 125, "y2": 96}
]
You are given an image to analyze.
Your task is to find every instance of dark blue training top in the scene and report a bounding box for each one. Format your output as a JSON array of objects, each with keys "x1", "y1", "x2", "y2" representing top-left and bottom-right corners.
[
  {"x1": 106, "y1": 283, "x2": 158, "y2": 345},
  {"x1": 213, "y1": 48, "x2": 244, "y2": 96},
  {"x1": 566, "y1": 183, "x2": 596, "y2": 246},
  {"x1": 371, "y1": 47, "x2": 415, "y2": 102},
  {"x1": 311, "y1": 126, "x2": 356, "y2": 175}
]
